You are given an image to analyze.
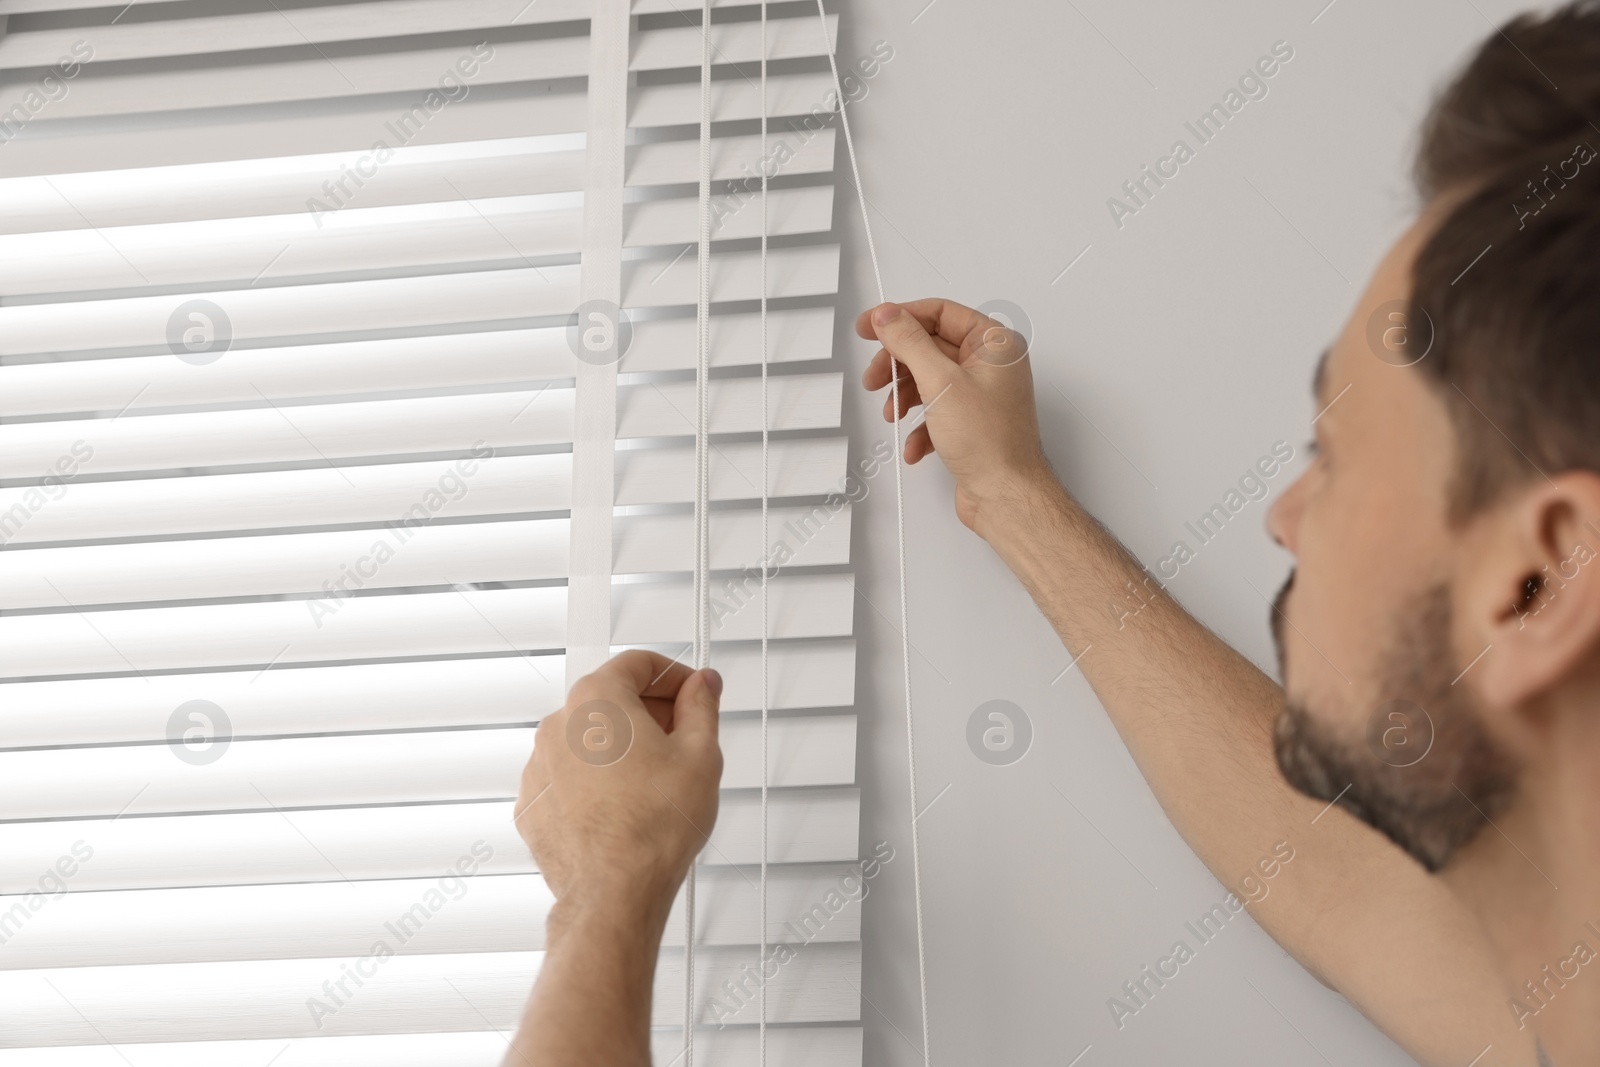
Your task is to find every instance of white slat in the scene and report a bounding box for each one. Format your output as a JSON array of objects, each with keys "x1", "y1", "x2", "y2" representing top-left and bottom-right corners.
[
  {"x1": 2, "y1": 521, "x2": 568, "y2": 609},
  {"x1": 0, "y1": 16, "x2": 836, "y2": 122},
  {"x1": 624, "y1": 243, "x2": 841, "y2": 308},
  {"x1": 0, "y1": 863, "x2": 866, "y2": 969},
  {"x1": 0, "y1": 9, "x2": 838, "y2": 77},
  {"x1": 1, "y1": 186, "x2": 831, "y2": 296},
  {"x1": 0, "y1": 1027, "x2": 863, "y2": 1067},
  {"x1": 0, "y1": 246, "x2": 835, "y2": 357},
  {"x1": 624, "y1": 305, "x2": 836, "y2": 372},
  {"x1": 622, "y1": 371, "x2": 844, "y2": 439},
  {"x1": 1, "y1": 453, "x2": 577, "y2": 545},
  {"x1": 614, "y1": 436, "x2": 849, "y2": 506},
  {"x1": 0, "y1": 196, "x2": 585, "y2": 297},
  {"x1": 0, "y1": 575, "x2": 853, "y2": 679},
  {"x1": 0, "y1": 38, "x2": 587, "y2": 122},
  {"x1": 0, "y1": 267, "x2": 575, "y2": 357},
  {"x1": 0, "y1": 943, "x2": 861, "y2": 1044},
  {"x1": 0, "y1": 372, "x2": 842, "y2": 478},
  {"x1": 613, "y1": 635, "x2": 853, "y2": 714},
  {"x1": 0, "y1": 0, "x2": 595, "y2": 68},
  {"x1": 626, "y1": 183, "x2": 833, "y2": 246},
  {"x1": 0, "y1": 72, "x2": 835, "y2": 178},
  {"x1": 1, "y1": 586, "x2": 548, "y2": 680},
  {"x1": 0, "y1": 9, "x2": 832, "y2": 81},
  {"x1": 0, "y1": 788, "x2": 861, "y2": 890},
  {"x1": 0, "y1": 504, "x2": 848, "y2": 609},
  {"x1": 3, "y1": 331, "x2": 577, "y2": 418},
  {"x1": 0, "y1": 438, "x2": 848, "y2": 545},
  {"x1": 0, "y1": 716, "x2": 855, "y2": 819},
  {"x1": 631, "y1": 70, "x2": 837, "y2": 127},
  {"x1": 0, "y1": 0, "x2": 752, "y2": 12},
  {"x1": 0, "y1": 138, "x2": 586, "y2": 236},
  {"x1": 0, "y1": 392, "x2": 566, "y2": 480},
  {"x1": 632, "y1": 0, "x2": 815, "y2": 8},
  {"x1": 631, "y1": 14, "x2": 839, "y2": 71},
  {"x1": 0, "y1": 640, "x2": 857, "y2": 747},
  {"x1": 0, "y1": 128, "x2": 832, "y2": 236},
  {"x1": 2, "y1": 308, "x2": 834, "y2": 417},
  {"x1": 615, "y1": 501, "x2": 851, "y2": 574},
  {"x1": 629, "y1": 127, "x2": 836, "y2": 187},
  {"x1": 613, "y1": 573, "x2": 855, "y2": 646}
]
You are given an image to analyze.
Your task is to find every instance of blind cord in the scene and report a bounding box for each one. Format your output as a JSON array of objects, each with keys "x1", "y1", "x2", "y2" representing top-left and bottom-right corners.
[
  {"x1": 687, "y1": 1, "x2": 714, "y2": 1062},
  {"x1": 811, "y1": 3, "x2": 930, "y2": 1065},
  {"x1": 758, "y1": 1, "x2": 771, "y2": 1064}
]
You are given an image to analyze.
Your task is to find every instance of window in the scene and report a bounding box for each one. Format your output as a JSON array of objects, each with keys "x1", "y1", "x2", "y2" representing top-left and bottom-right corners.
[{"x1": 0, "y1": 2, "x2": 864, "y2": 1062}]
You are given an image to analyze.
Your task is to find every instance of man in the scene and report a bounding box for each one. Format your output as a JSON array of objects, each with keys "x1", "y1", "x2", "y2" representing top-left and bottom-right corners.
[{"x1": 507, "y1": 4, "x2": 1600, "y2": 1064}]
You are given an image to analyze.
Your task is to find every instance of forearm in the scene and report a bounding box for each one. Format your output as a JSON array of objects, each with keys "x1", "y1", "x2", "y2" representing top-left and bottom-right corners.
[
  {"x1": 506, "y1": 892, "x2": 672, "y2": 1067},
  {"x1": 982, "y1": 475, "x2": 1301, "y2": 868},
  {"x1": 982, "y1": 476, "x2": 1444, "y2": 950}
]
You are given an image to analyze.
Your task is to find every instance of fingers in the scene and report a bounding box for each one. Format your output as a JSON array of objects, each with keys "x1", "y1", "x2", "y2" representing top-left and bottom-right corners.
[
  {"x1": 564, "y1": 653, "x2": 721, "y2": 762},
  {"x1": 568, "y1": 651, "x2": 694, "y2": 742},
  {"x1": 640, "y1": 694, "x2": 677, "y2": 734},
  {"x1": 861, "y1": 347, "x2": 895, "y2": 391},
  {"x1": 670, "y1": 668, "x2": 724, "y2": 755},
  {"x1": 853, "y1": 305, "x2": 882, "y2": 340},
  {"x1": 862, "y1": 304, "x2": 960, "y2": 396},
  {"x1": 896, "y1": 297, "x2": 995, "y2": 350},
  {"x1": 855, "y1": 297, "x2": 987, "y2": 350},
  {"x1": 904, "y1": 424, "x2": 935, "y2": 464},
  {"x1": 881, "y1": 366, "x2": 924, "y2": 422},
  {"x1": 862, "y1": 335, "x2": 959, "y2": 393},
  {"x1": 582, "y1": 649, "x2": 692, "y2": 703}
]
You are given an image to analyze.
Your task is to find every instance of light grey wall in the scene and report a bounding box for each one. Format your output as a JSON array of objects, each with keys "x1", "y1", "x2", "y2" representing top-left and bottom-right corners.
[{"x1": 837, "y1": 1, "x2": 1538, "y2": 1064}]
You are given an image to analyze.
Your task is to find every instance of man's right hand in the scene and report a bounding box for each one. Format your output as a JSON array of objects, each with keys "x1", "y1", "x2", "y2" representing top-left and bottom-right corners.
[{"x1": 857, "y1": 300, "x2": 1056, "y2": 536}]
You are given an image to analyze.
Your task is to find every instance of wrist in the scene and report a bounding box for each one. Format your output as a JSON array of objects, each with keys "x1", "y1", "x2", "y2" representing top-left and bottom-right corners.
[
  {"x1": 546, "y1": 876, "x2": 677, "y2": 951},
  {"x1": 971, "y1": 462, "x2": 1074, "y2": 544}
]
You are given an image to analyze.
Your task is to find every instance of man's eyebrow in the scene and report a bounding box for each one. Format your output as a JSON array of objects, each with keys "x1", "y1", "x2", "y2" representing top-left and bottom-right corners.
[{"x1": 1311, "y1": 347, "x2": 1331, "y2": 404}]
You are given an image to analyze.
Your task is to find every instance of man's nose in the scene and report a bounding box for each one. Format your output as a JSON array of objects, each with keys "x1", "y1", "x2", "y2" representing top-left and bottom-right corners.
[{"x1": 1266, "y1": 476, "x2": 1304, "y2": 553}]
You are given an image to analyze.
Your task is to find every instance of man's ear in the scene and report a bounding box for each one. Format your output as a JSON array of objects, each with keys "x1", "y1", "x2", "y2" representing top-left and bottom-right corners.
[{"x1": 1468, "y1": 472, "x2": 1600, "y2": 718}]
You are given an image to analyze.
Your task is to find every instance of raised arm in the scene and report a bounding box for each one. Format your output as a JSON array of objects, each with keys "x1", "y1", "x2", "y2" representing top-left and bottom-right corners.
[
  {"x1": 506, "y1": 651, "x2": 724, "y2": 1066},
  {"x1": 860, "y1": 300, "x2": 1534, "y2": 1067}
]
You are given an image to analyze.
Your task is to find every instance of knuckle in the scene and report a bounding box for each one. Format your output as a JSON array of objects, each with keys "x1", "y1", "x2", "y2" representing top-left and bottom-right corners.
[{"x1": 533, "y1": 716, "x2": 566, "y2": 760}]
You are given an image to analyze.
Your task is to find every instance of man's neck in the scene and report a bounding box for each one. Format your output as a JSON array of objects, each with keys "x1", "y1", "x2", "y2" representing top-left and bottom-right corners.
[{"x1": 1443, "y1": 731, "x2": 1600, "y2": 1067}]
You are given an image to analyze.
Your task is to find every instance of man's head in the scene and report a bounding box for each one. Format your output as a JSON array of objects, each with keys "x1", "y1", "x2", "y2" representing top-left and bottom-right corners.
[{"x1": 1266, "y1": 1, "x2": 1600, "y2": 872}]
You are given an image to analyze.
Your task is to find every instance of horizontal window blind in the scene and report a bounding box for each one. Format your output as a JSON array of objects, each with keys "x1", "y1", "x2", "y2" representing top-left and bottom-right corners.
[{"x1": 0, "y1": 1, "x2": 865, "y2": 1064}]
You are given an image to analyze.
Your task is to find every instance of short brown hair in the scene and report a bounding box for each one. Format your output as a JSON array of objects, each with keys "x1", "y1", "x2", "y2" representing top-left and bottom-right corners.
[{"x1": 1411, "y1": 1, "x2": 1600, "y2": 520}]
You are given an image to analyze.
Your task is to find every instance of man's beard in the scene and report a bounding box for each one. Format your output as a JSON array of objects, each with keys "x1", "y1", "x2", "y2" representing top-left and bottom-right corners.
[{"x1": 1270, "y1": 576, "x2": 1518, "y2": 872}]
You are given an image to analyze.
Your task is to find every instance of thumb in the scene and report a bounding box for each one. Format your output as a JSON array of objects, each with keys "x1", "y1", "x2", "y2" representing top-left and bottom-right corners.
[
  {"x1": 672, "y1": 668, "x2": 723, "y2": 752},
  {"x1": 870, "y1": 303, "x2": 958, "y2": 395}
]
